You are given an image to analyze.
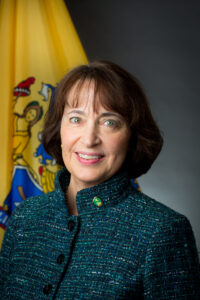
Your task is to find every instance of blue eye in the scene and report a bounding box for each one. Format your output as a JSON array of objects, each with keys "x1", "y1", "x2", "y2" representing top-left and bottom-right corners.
[
  {"x1": 104, "y1": 120, "x2": 116, "y2": 127},
  {"x1": 71, "y1": 117, "x2": 80, "y2": 123}
]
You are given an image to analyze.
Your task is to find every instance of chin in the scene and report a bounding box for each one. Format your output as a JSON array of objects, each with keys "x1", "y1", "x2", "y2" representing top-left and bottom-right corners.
[{"x1": 75, "y1": 172, "x2": 107, "y2": 187}]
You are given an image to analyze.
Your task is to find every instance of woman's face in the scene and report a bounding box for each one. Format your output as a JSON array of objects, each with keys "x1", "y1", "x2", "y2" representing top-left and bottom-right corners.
[
  {"x1": 25, "y1": 108, "x2": 37, "y2": 122},
  {"x1": 60, "y1": 81, "x2": 131, "y2": 190}
]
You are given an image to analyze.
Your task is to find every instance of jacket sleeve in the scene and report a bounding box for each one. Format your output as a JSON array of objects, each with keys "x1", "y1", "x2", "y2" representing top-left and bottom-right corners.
[
  {"x1": 0, "y1": 213, "x2": 17, "y2": 296},
  {"x1": 143, "y1": 215, "x2": 200, "y2": 299}
]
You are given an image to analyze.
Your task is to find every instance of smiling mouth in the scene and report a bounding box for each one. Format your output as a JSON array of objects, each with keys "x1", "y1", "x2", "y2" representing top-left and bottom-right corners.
[{"x1": 76, "y1": 152, "x2": 104, "y2": 160}]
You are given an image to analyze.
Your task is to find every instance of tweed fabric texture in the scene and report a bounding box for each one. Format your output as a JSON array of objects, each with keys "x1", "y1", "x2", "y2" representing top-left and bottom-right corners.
[{"x1": 0, "y1": 168, "x2": 200, "y2": 299}]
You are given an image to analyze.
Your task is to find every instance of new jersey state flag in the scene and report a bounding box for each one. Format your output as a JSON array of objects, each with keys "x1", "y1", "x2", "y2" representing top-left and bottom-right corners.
[{"x1": 0, "y1": 0, "x2": 88, "y2": 246}]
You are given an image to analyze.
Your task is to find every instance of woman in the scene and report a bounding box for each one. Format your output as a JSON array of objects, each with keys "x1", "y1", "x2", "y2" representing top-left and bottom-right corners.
[{"x1": 0, "y1": 61, "x2": 199, "y2": 299}]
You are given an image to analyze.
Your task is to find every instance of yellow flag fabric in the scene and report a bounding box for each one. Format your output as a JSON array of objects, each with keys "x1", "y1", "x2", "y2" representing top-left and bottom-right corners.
[{"x1": 0, "y1": 0, "x2": 88, "y2": 246}]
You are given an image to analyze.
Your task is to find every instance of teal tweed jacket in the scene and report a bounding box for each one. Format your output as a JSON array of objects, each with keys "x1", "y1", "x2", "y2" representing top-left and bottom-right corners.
[{"x1": 0, "y1": 168, "x2": 200, "y2": 299}]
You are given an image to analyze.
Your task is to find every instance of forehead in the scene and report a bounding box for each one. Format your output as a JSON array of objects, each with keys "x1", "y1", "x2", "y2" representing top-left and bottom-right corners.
[
  {"x1": 64, "y1": 79, "x2": 117, "y2": 116},
  {"x1": 26, "y1": 106, "x2": 37, "y2": 113},
  {"x1": 28, "y1": 108, "x2": 37, "y2": 111},
  {"x1": 63, "y1": 78, "x2": 129, "y2": 123},
  {"x1": 66, "y1": 80, "x2": 96, "y2": 107}
]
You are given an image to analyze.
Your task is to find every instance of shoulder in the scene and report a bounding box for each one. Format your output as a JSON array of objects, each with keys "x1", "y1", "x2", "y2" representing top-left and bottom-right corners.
[
  {"x1": 10, "y1": 167, "x2": 69, "y2": 222},
  {"x1": 120, "y1": 187, "x2": 199, "y2": 259},
  {"x1": 6, "y1": 190, "x2": 57, "y2": 228},
  {"x1": 123, "y1": 186, "x2": 191, "y2": 234}
]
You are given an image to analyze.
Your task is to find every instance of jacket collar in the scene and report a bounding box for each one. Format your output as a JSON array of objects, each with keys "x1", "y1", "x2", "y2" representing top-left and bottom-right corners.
[{"x1": 53, "y1": 167, "x2": 132, "y2": 216}]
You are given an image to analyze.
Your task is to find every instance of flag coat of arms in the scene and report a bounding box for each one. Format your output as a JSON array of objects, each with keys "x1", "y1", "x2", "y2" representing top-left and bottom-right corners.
[{"x1": 0, "y1": 0, "x2": 88, "y2": 246}]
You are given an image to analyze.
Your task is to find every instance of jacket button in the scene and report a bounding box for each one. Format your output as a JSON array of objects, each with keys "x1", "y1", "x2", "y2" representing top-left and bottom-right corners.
[
  {"x1": 43, "y1": 284, "x2": 52, "y2": 295},
  {"x1": 57, "y1": 254, "x2": 65, "y2": 264},
  {"x1": 93, "y1": 196, "x2": 103, "y2": 207},
  {"x1": 68, "y1": 220, "x2": 75, "y2": 231}
]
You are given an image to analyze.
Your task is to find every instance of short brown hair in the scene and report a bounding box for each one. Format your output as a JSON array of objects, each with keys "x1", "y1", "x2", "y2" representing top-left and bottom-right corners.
[{"x1": 42, "y1": 61, "x2": 163, "y2": 178}]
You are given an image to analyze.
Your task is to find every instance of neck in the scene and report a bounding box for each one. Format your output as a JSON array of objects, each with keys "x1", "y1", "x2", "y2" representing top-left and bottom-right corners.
[{"x1": 55, "y1": 167, "x2": 130, "y2": 217}]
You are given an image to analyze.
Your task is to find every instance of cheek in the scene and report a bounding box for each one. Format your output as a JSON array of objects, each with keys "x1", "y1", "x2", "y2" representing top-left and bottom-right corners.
[
  {"x1": 107, "y1": 134, "x2": 130, "y2": 156},
  {"x1": 60, "y1": 124, "x2": 71, "y2": 146},
  {"x1": 60, "y1": 125, "x2": 79, "y2": 150},
  {"x1": 60, "y1": 126, "x2": 65, "y2": 144}
]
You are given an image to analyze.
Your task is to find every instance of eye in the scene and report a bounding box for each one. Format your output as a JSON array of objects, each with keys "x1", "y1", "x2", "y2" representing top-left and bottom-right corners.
[
  {"x1": 104, "y1": 119, "x2": 117, "y2": 127},
  {"x1": 70, "y1": 116, "x2": 81, "y2": 124}
]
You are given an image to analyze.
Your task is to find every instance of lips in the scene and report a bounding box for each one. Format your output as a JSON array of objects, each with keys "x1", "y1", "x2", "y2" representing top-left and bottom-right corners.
[
  {"x1": 75, "y1": 152, "x2": 104, "y2": 165},
  {"x1": 77, "y1": 152, "x2": 103, "y2": 160}
]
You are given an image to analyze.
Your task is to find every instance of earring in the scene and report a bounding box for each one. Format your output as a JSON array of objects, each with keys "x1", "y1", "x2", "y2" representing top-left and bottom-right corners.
[{"x1": 61, "y1": 144, "x2": 63, "y2": 148}]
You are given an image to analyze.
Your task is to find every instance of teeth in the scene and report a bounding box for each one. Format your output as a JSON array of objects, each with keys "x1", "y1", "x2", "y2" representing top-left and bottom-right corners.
[{"x1": 78, "y1": 153, "x2": 101, "y2": 159}]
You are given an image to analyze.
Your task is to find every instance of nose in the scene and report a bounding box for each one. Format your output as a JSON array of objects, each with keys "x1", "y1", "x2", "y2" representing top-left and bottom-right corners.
[{"x1": 81, "y1": 122, "x2": 101, "y2": 147}]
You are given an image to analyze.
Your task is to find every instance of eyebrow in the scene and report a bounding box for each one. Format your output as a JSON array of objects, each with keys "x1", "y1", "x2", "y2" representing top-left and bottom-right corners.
[
  {"x1": 66, "y1": 110, "x2": 85, "y2": 115},
  {"x1": 66, "y1": 110, "x2": 122, "y2": 119},
  {"x1": 100, "y1": 112, "x2": 122, "y2": 119}
]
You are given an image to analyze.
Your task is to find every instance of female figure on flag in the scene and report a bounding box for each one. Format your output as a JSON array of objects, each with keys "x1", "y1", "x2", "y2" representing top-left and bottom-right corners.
[
  {"x1": 0, "y1": 61, "x2": 199, "y2": 299},
  {"x1": 13, "y1": 101, "x2": 43, "y2": 162}
]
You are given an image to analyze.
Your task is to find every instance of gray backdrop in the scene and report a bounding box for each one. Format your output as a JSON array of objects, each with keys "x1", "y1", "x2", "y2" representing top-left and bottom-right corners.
[{"x1": 65, "y1": 0, "x2": 200, "y2": 255}]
